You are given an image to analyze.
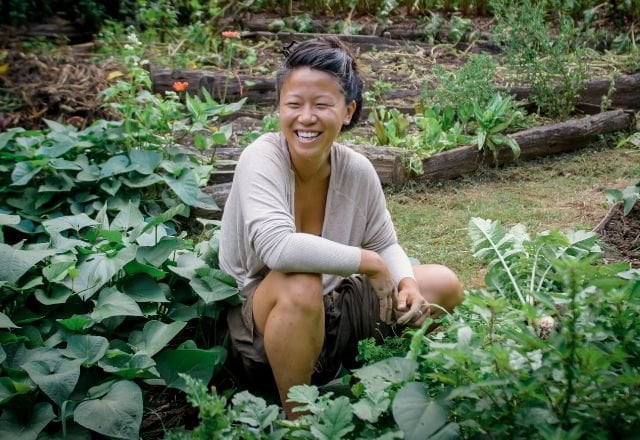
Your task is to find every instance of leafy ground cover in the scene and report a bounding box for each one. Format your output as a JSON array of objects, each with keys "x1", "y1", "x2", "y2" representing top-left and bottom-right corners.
[{"x1": 166, "y1": 215, "x2": 640, "y2": 439}]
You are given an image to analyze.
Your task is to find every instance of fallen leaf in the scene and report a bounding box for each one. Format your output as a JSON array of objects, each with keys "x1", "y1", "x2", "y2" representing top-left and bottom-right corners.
[
  {"x1": 107, "y1": 70, "x2": 124, "y2": 81},
  {"x1": 0, "y1": 64, "x2": 9, "y2": 75}
]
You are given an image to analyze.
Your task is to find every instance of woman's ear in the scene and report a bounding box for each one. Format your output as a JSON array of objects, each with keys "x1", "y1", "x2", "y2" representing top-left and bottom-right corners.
[{"x1": 344, "y1": 100, "x2": 357, "y2": 125}]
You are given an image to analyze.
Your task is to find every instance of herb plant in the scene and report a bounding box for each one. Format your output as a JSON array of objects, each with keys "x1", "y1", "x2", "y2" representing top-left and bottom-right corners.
[{"x1": 492, "y1": 0, "x2": 588, "y2": 119}]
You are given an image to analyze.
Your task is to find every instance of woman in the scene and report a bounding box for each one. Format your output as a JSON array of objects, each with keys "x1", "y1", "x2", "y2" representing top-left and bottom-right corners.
[{"x1": 219, "y1": 36, "x2": 463, "y2": 418}]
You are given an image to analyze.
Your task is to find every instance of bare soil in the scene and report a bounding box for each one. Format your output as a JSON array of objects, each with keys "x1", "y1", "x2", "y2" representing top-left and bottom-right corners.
[
  {"x1": 598, "y1": 203, "x2": 640, "y2": 267},
  {"x1": 140, "y1": 386, "x2": 199, "y2": 439}
]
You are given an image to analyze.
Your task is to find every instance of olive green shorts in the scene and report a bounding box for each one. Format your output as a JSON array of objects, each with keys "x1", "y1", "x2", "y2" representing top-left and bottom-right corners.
[{"x1": 226, "y1": 274, "x2": 396, "y2": 390}]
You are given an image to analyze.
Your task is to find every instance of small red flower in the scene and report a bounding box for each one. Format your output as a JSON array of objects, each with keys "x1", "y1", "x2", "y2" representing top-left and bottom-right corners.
[
  {"x1": 172, "y1": 81, "x2": 189, "y2": 92},
  {"x1": 221, "y1": 30, "x2": 241, "y2": 39}
]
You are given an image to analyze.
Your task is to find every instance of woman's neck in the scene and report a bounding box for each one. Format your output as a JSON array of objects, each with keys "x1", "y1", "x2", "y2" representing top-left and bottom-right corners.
[{"x1": 290, "y1": 150, "x2": 331, "y2": 183}]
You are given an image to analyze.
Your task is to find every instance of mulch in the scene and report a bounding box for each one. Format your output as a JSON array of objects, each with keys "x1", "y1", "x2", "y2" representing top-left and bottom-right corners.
[
  {"x1": 596, "y1": 202, "x2": 640, "y2": 267},
  {"x1": 140, "y1": 385, "x2": 200, "y2": 439},
  {"x1": 0, "y1": 50, "x2": 120, "y2": 130}
]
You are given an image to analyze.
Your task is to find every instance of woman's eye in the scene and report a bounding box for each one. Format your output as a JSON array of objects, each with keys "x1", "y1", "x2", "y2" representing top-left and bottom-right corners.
[
  {"x1": 287, "y1": 102, "x2": 300, "y2": 108},
  {"x1": 316, "y1": 103, "x2": 330, "y2": 108}
]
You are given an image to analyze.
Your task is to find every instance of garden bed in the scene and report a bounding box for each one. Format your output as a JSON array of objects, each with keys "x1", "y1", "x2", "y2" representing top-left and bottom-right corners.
[{"x1": 595, "y1": 202, "x2": 640, "y2": 267}]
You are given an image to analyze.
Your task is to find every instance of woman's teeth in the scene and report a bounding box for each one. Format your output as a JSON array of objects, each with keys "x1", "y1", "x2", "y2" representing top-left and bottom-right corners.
[{"x1": 296, "y1": 131, "x2": 321, "y2": 141}]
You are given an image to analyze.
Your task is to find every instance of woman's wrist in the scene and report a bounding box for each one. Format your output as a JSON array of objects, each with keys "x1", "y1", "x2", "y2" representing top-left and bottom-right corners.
[{"x1": 398, "y1": 277, "x2": 418, "y2": 291}]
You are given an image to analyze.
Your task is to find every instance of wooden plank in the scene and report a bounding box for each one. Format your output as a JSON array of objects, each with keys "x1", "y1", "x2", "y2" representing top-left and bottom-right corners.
[
  {"x1": 150, "y1": 67, "x2": 277, "y2": 103},
  {"x1": 242, "y1": 31, "x2": 432, "y2": 50},
  {"x1": 240, "y1": 30, "x2": 500, "y2": 54}
]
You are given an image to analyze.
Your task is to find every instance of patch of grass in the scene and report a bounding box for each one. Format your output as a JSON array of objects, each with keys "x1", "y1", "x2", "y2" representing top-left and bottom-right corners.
[{"x1": 388, "y1": 140, "x2": 639, "y2": 288}]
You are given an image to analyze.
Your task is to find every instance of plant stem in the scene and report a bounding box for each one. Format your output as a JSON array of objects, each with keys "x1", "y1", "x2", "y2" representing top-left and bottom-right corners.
[{"x1": 561, "y1": 266, "x2": 579, "y2": 429}]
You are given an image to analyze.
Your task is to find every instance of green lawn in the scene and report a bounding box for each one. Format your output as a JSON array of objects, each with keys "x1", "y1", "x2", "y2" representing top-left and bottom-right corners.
[{"x1": 388, "y1": 139, "x2": 639, "y2": 288}]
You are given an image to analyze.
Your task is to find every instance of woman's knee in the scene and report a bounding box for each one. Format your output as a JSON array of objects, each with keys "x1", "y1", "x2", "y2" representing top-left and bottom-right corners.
[
  {"x1": 271, "y1": 272, "x2": 324, "y2": 314},
  {"x1": 416, "y1": 264, "x2": 464, "y2": 310}
]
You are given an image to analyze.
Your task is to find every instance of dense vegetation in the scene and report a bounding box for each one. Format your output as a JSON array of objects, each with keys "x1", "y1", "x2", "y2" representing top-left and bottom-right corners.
[{"x1": 0, "y1": 0, "x2": 638, "y2": 438}]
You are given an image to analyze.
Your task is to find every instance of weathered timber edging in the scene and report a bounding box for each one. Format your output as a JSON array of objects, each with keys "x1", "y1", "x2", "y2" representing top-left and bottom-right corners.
[
  {"x1": 150, "y1": 66, "x2": 419, "y2": 104},
  {"x1": 151, "y1": 68, "x2": 277, "y2": 103},
  {"x1": 151, "y1": 67, "x2": 640, "y2": 112},
  {"x1": 203, "y1": 144, "x2": 408, "y2": 186},
  {"x1": 505, "y1": 72, "x2": 640, "y2": 111},
  {"x1": 240, "y1": 31, "x2": 500, "y2": 54},
  {"x1": 418, "y1": 109, "x2": 632, "y2": 181},
  {"x1": 194, "y1": 110, "x2": 633, "y2": 219},
  {"x1": 231, "y1": 15, "x2": 494, "y2": 44}
]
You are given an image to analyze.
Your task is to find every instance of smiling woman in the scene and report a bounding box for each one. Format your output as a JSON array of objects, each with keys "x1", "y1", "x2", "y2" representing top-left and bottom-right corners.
[{"x1": 218, "y1": 36, "x2": 463, "y2": 419}]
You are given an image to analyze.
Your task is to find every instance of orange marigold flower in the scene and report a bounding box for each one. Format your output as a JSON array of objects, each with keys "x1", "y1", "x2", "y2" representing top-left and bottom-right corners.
[
  {"x1": 221, "y1": 30, "x2": 241, "y2": 39},
  {"x1": 172, "y1": 81, "x2": 189, "y2": 92}
]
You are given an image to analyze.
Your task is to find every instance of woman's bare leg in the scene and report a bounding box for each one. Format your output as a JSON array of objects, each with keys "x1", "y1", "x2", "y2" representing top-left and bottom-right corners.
[
  {"x1": 252, "y1": 272, "x2": 324, "y2": 419},
  {"x1": 413, "y1": 264, "x2": 464, "y2": 319}
]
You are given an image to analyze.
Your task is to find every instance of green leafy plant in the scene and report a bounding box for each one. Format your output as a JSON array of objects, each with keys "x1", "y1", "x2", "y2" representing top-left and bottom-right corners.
[
  {"x1": 369, "y1": 107, "x2": 411, "y2": 148},
  {"x1": 605, "y1": 180, "x2": 640, "y2": 216},
  {"x1": 240, "y1": 113, "x2": 281, "y2": 145},
  {"x1": 0, "y1": 45, "x2": 246, "y2": 435},
  {"x1": 408, "y1": 218, "x2": 640, "y2": 438},
  {"x1": 293, "y1": 13, "x2": 314, "y2": 32},
  {"x1": 421, "y1": 55, "x2": 498, "y2": 116},
  {"x1": 472, "y1": 94, "x2": 522, "y2": 159},
  {"x1": 492, "y1": 0, "x2": 588, "y2": 119},
  {"x1": 168, "y1": 357, "x2": 457, "y2": 439}
]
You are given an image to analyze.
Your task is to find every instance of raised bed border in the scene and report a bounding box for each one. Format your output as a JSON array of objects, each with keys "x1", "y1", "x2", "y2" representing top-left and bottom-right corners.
[
  {"x1": 194, "y1": 110, "x2": 634, "y2": 218},
  {"x1": 151, "y1": 66, "x2": 640, "y2": 113}
]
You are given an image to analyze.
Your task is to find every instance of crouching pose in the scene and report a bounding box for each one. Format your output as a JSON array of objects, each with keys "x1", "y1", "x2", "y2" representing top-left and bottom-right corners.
[{"x1": 219, "y1": 37, "x2": 463, "y2": 419}]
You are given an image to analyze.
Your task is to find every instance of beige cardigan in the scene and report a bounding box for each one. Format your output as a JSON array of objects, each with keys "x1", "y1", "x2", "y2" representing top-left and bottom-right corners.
[{"x1": 219, "y1": 132, "x2": 415, "y2": 293}]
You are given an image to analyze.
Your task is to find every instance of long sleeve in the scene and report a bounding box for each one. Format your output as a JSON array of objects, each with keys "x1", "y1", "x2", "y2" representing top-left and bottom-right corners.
[{"x1": 230, "y1": 134, "x2": 361, "y2": 276}]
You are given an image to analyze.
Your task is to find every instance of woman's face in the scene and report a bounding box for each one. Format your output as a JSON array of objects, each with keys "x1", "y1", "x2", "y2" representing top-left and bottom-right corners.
[{"x1": 279, "y1": 67, "x2": 356, "y2": 164}]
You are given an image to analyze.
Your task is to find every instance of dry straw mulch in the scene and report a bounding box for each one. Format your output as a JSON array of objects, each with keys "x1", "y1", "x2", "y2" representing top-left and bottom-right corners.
[{"x1": 0, "y1": 51, "x2": 120, "y2": 130}]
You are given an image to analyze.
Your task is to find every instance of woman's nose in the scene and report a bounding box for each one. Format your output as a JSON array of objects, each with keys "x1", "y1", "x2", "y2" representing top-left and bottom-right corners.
[{"x1": 298, "y1": 105, "x2": 317, "y2": 124}]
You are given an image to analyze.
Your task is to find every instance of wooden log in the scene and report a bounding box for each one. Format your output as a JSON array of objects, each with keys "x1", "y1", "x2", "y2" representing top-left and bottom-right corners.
[
  {"x1": 151, "y1": 65, "x2": 639, "y2": 116},
  {"x1": 231, "y1": 14, "x2": 495, "y2": 43},
  {"x1": 195, "y1": 111, "x2": 632, "y2": 217},
  {"x1": 0, "y1": 20, "x2": 92, "y2": 44},
  {"x1": 417, "y1": 109, "x2": 633, "y2": 182},
  {"x1": 202, "y1": 144, "x2": 408, "y2": 186},
  {"x1": 504, "y1": 73, "x2": 640, "y2": 111},
  {"x1": 577, "y1": 73, "x2": 640, "y2": 110},
  {"x1": 242, "y1": 31, "x2": 432, "y2": 50},
  {"x1": 507, "y1": 109, "x2": 632, "y2": 161},
  {"x1": 150, "y1": 67, "x2": 277, "y2": 103},
  {"x1": 241, "y1": 30, "x2": 499, "y2": 54}
]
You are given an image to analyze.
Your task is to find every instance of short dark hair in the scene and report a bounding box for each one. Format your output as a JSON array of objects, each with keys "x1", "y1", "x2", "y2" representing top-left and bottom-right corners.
[{"x1": 276, "y1": 36, "x2": 364, "y2": 132}]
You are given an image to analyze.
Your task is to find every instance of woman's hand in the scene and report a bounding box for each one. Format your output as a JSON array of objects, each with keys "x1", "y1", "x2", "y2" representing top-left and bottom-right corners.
[
  {"x1": 395, "y1": 278, "x2": 430, "y2": 327},
  {"x1": 359, "y1": 250, "x2": 395, "y2": 324}
]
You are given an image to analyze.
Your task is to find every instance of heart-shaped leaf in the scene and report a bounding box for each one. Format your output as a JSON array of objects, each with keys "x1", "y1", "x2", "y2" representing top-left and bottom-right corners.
[{"x1": 74, "y1": 381, "x2": 142, "y2": 440}]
